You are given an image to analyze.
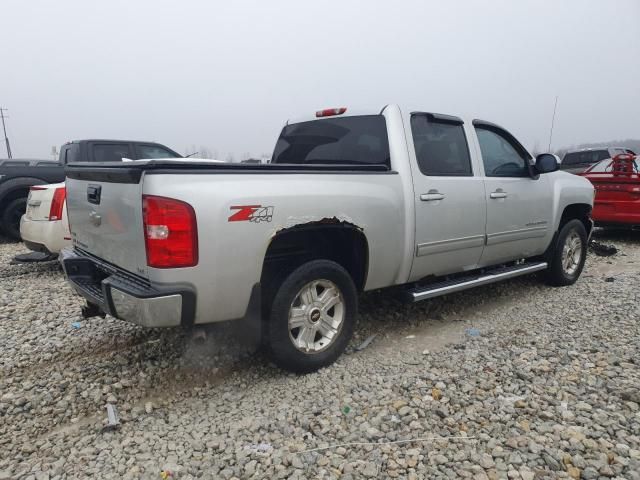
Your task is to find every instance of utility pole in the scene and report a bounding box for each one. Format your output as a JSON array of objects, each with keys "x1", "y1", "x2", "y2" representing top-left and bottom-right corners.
[
  {"x1": 547, "y1": 96, "x2": 558, "y2": 152},
  {"x1": 0, "y1": 107, "x2": 12, "y2": 159}
]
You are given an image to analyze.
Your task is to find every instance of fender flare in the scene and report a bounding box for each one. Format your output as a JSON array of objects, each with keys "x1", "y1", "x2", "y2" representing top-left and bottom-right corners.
[{"x1": 0, "y1": 177, "x2": 49, "y2": 206}]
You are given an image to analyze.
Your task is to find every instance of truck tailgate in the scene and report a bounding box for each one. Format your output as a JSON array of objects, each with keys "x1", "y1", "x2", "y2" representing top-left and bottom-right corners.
[{"x1": 65, "y1": 172, "x2": 147, "y2": 276}]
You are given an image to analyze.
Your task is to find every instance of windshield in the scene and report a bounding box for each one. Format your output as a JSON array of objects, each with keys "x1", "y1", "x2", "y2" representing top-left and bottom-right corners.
[
  {"x1": 562, "y1": 150, "x2": 610, "y2": 166},
  {"x1": 271, "y1": 115, "x2": 390, "y2": 166}
]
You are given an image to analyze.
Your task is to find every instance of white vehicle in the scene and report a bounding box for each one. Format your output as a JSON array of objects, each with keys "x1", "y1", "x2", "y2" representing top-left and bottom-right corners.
[
  {"x1": 20, "y1": 183, "x2": 70, "y2": 255},
  {"x1": 19, "y1": 158, "x2": 221, "y2": 254},
  {"x1": 61, "y1": 105, "x2": 595, "y2": 372}
]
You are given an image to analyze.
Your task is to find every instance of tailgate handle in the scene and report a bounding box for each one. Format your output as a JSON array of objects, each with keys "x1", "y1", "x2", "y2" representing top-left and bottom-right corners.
[
  {"x1": 28, "y1": 199, "x2": 42, "y2": 207},
  {"x1": 87, "y1": 185, "x2": 102, "y2": 205}
]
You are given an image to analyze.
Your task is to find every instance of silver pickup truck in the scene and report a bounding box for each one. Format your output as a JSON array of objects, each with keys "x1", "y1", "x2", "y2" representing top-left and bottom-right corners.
[{"x1": 61, "y1": 105, "x2": 594, "y2": 372}]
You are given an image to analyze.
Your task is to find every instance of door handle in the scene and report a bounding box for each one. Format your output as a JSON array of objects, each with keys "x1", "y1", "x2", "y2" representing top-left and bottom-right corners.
[
  {"x1": 420, "y1": 190, "x2": 445, "y2": 201},
  {"x1": 490, "y1": 190, "x2": 507, "y2": 199}
]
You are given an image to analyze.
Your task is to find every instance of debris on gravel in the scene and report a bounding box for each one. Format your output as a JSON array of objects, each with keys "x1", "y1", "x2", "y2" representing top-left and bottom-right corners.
[
  {"x1": 1, "y1": 231, "x2": 639, "y2": 479},
  {"x1": 589, "y1": 240, "x2": 618, "y2": 257}
]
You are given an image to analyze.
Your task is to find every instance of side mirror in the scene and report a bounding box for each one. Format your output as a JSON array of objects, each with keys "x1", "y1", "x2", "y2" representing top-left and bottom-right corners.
[{"x1": 535, "y1": 153, "x2": 559, "y2": 174}]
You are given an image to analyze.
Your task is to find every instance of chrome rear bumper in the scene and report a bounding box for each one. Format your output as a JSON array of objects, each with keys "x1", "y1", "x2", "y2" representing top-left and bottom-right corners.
[{"x1": 60, "y1": 247, "x2": 195, "y2": 328}]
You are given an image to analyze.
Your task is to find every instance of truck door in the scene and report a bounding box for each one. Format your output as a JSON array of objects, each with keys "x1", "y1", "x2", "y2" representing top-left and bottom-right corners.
[
  {"x1": 408, "y1": 113, "x2": 487, "y2": 280},
  {"x1": 472, "y1": 121, "x2": 553, "y2": 266}
]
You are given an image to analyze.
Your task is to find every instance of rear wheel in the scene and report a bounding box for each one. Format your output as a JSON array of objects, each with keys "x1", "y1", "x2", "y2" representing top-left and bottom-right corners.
[
  {"x1": 266, "y1": 259, "x2": 357, "y2": 373},
  {"x1": 545, "y1": 219, "x2": 587, "y2": 286},
  {"x1": 1, "y1": 197, "x2": 27, "y2": 240}
]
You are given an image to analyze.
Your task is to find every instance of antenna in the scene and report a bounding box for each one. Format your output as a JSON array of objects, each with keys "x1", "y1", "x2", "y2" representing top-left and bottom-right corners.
[
  {"x1": 547, "y1": 96, "x2": 558, "y2": 152},
  {"x1": 0, "y1": 107, "x2": 12, "y2": 159}
]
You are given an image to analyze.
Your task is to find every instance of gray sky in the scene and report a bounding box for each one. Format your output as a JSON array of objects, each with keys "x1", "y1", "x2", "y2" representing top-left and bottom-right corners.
[{"x1": 2, "y1": 0, "x2": 639, "y2": 159}]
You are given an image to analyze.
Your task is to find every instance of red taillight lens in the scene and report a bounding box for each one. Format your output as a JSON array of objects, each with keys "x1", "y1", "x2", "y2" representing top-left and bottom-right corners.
[
  {"x1": 49, "y1": 187, "x2": 66, "y2": 221},
  {"x1": 316, "y1": 107, "x2": 347, "y2": 117},
  {"x1": 142, "y1": 195, "x2": 198, "y2": 268}
]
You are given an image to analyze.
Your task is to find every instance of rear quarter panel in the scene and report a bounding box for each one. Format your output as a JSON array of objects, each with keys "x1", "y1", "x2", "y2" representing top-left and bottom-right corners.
[
  {"x1": 582, "y1": 173, "x2": 640, "y2": 225},
  {"x1": 142, "y1": 171, "x2": 406, "y2": 323}
]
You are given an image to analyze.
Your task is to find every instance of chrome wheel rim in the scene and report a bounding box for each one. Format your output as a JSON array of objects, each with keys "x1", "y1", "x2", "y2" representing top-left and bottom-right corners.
[
  {"x1": 288, "y1": 279, "x2": 344, "y2": 353},
  {"x1": 562, "y1": 230, "x2": 583, "y2": 276}
]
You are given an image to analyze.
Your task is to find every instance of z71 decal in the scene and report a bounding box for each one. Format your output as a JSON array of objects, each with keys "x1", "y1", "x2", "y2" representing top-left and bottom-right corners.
[{"x1": 228, "y1": 205, "x2": 274, "y2": 223}]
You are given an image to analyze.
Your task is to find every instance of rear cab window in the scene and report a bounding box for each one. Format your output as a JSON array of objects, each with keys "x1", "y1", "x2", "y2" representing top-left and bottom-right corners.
[
  {"x1": 135, "y1": 144, "x2": 179, "y2": 159},
  {"x1": 562, "y1": 150, "x2": 610, "y2": 166},
  {"x1": 271, "y1": 115, "x2": 390, "y2": 167},
  {"x1": 410, "y1": 113, "x2": 472, "y2": 176},
  {"x1": 91, "y1": 143, "x2": 131, "y2": 162}
]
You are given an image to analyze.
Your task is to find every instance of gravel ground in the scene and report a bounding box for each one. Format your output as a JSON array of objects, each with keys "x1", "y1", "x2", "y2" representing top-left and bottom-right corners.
[{"x1": 1, "y1": 231, "x2": 639, "y2": 480}]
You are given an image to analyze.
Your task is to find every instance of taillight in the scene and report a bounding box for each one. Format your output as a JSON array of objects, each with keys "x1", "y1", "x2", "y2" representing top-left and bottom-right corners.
[
  {"x1": 142, "y1": 195, "x2": 198, "y2": 268},
  {"x1": 316, "y1": 107, "x2": 347, "y2": 117},
  {"x1": 49, "y1": 187, "x2": 66, "y2": 221}
]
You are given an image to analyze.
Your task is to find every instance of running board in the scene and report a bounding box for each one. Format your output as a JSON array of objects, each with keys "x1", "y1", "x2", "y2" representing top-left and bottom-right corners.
[{"x1": 406, "y1": 261, "x2": 548, "y2": 302}]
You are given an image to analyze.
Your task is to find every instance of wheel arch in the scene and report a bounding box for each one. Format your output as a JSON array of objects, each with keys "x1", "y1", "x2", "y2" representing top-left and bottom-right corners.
[
  {"x1": 559, "y1": 203, "x2": 592, "y2": 234},
  {"x1": 544, "y1": 203, "x2": 592, "y2": 260},
  {"x1": 0, "y1": 177, "x2": 48, "y2": 211},
  {"x1": 260, "y1": 220, "x2": 370, "y2": 295}
]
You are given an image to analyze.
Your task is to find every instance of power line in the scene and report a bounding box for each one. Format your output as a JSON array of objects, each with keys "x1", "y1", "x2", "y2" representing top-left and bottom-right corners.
[{"x1": 0, "y1": 107, "x2": 12, "y2": 159}]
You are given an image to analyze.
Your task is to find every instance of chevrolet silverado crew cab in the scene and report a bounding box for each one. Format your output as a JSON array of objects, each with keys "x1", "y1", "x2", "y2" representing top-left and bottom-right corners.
[{"x1": 61, "y1": 105, "x2": 594, "y2": 373}]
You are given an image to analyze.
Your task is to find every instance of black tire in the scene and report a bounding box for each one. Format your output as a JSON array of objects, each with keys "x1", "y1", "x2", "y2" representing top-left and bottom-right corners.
[
  {"x1": 266, "y1": 259, "x2": 357, "y2": 373},
  {"x1": 545, "y1": 219, "x2": 588, "y2": 286},
  {"x1": 1, "y1": 197, "x2": 27, "y2": 241}
]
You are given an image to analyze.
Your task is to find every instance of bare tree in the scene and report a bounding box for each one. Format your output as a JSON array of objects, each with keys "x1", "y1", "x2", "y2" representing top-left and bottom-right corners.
[
  {"x1": 184, "y1": 144, "x2": 199, "y2": 157},
  {"x1": 199, "y1": 146, "x2": 212, "y2": 159}
]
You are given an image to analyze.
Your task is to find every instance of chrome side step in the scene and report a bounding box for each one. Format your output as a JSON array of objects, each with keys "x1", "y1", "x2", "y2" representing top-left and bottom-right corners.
[{"x1": 407, "y1": 261, "x2": 548, "y2": 302}]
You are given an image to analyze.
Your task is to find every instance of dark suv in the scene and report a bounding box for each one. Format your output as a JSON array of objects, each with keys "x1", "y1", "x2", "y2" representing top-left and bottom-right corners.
[
  {"x1": 0, "y1": 139, "x2": 181, "y2": 239},
  {"x1": 59, "y1": 139, "x2": 181, "y2": 164}
]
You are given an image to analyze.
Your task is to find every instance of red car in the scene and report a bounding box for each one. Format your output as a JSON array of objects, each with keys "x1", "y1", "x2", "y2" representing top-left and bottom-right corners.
[{"x1": 580, "y1": 154, "x2": 640, "y2": 228}]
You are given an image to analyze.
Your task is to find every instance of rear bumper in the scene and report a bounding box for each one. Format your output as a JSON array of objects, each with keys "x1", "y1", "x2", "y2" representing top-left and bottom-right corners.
[
  {"x1": 592, "y1": 206, "x2": 640, "y2": 227},
  {"x1": 60, "y1": 247, "x2": 195, "y2": 328},
  {"x1": 20, "y1": 217, "x2": 70, "y2": 254}
]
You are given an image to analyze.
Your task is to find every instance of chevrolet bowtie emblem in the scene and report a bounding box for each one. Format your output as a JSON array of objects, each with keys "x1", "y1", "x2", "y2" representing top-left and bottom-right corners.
[{"x1": 89, "y1": 210, "x2": 102, "y2": 226}]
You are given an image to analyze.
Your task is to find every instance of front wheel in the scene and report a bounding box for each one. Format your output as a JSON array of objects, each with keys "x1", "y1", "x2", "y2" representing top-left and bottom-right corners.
[
  {"x1": 545, "y1": 219, "x2": 587, "y2": 286},
  {"x1": 266, "y1": 260, "x2": 357, "y2": 373}
]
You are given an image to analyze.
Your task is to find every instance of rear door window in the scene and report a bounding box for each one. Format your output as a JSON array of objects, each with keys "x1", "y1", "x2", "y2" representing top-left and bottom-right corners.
[
  {"x1": 135, "y1": 144, "x2": 179, "y2": 159},
  {"x1": 410, "y1": 114, "x2": 472, "y2": 176},
  {"x1": 91, "y1": 143, "x2": 131, "y2": 162},
  {"x1": 271, "y1": 115, "x2": 390, "y2": 167}
]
